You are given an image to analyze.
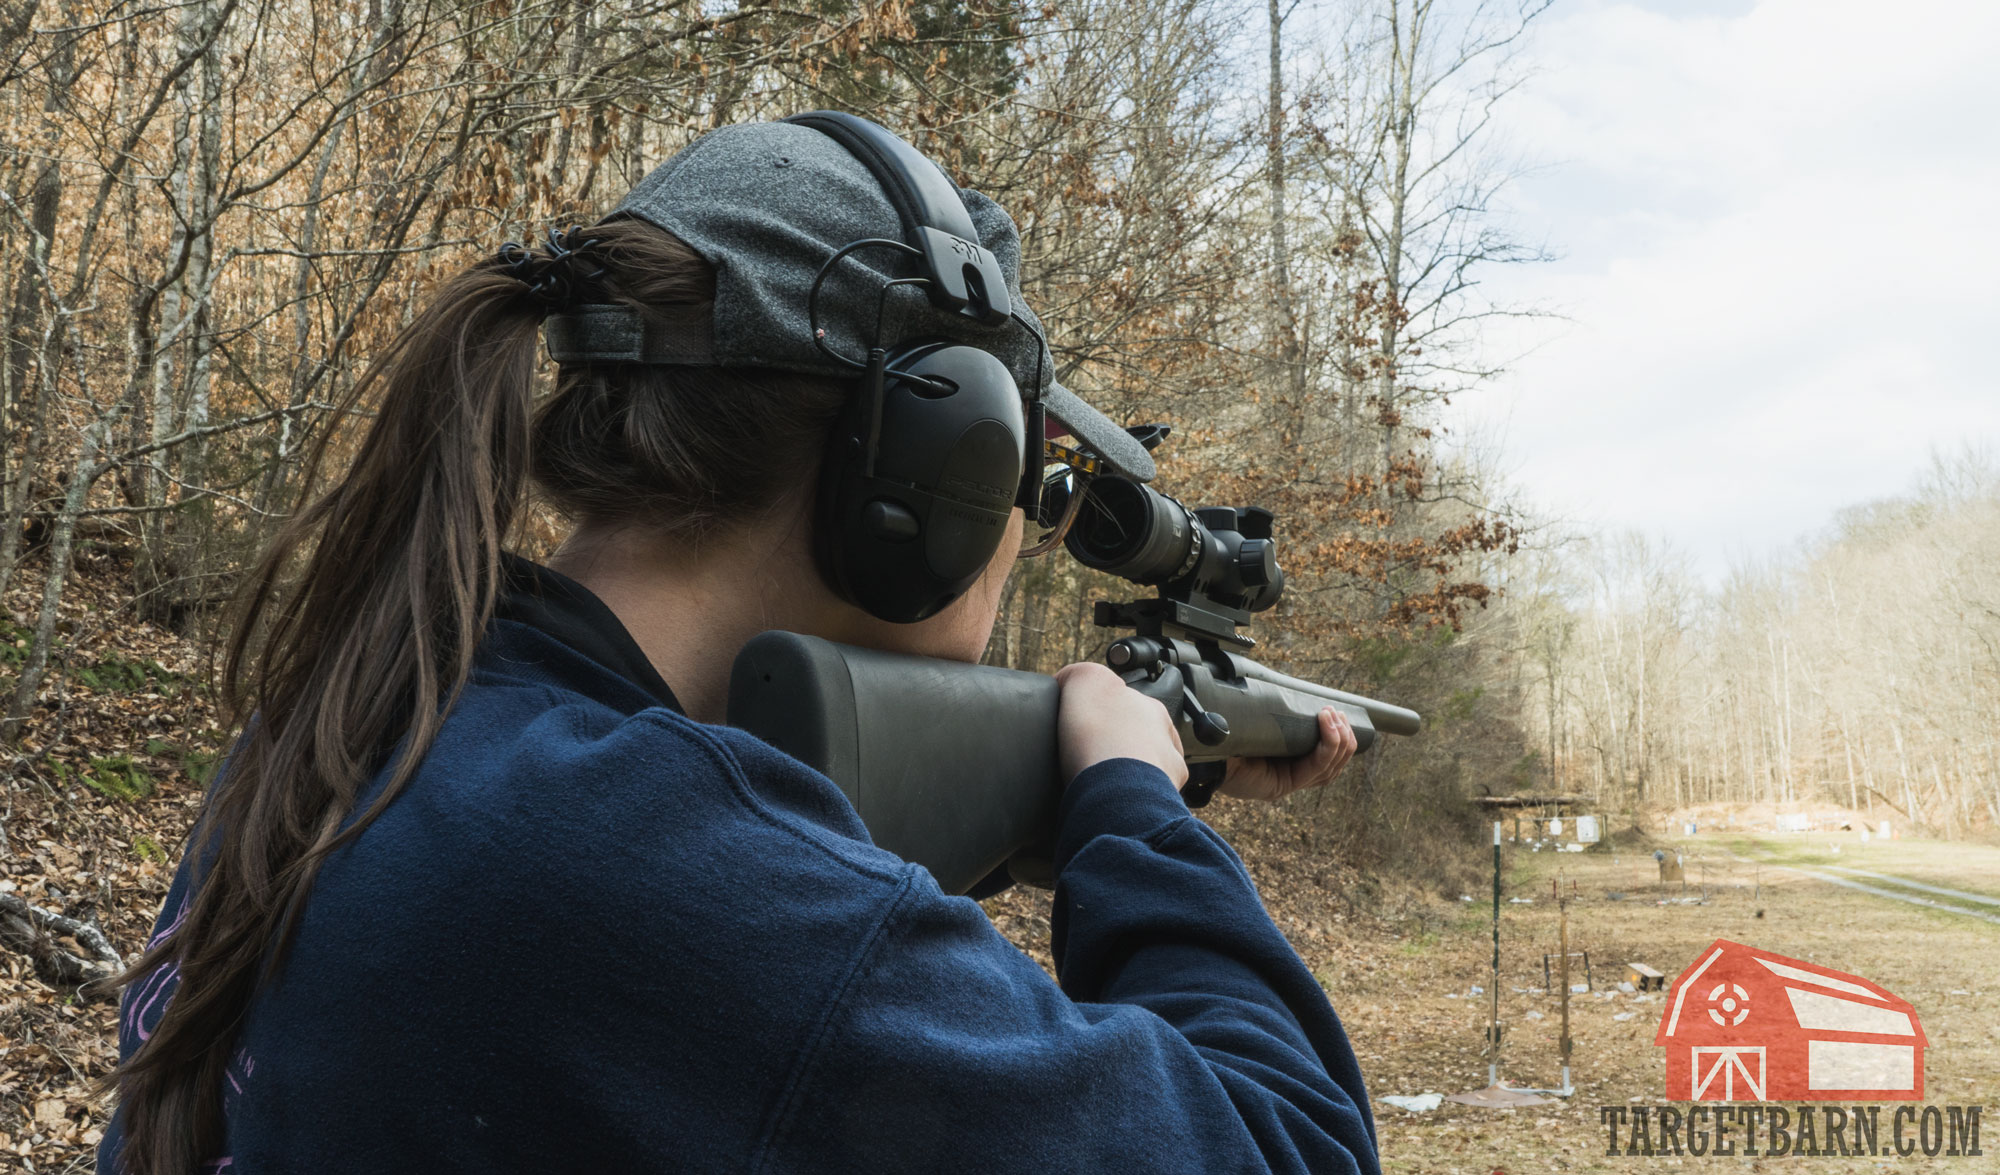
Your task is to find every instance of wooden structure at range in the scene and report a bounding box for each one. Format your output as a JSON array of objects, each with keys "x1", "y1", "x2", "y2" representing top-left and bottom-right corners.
[{"x1": 1475, "y1": 795, "x2": 1593, "y2": 843}]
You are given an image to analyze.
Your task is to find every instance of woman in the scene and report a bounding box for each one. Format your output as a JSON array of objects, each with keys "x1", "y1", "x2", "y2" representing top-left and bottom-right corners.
[{"x1": 102, "y1": 117, "x2": 1377, "y2": 1175}]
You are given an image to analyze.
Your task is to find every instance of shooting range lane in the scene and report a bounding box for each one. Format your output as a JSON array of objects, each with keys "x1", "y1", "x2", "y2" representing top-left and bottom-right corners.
[
  {"x1": 1740, "y1": 862, "x2": 2000, "y2": 928},
  {"x1": 1253, "y1": 824, "x2": 2000, "y2": 1174},
  {"x1": 1820, "y1": 867, "x2": 2000, "y2": 908}
]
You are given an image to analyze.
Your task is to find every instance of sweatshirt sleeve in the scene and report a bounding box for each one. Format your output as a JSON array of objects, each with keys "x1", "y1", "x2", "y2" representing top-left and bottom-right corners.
[{"x1": 754, "y1": 757, "x2": 1379, "y2": 1175}]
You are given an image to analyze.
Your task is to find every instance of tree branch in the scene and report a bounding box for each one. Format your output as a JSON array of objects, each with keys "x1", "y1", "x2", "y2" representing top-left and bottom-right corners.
[{"x1": 0, "y1": 890, "x2": 125, "y2": 994}]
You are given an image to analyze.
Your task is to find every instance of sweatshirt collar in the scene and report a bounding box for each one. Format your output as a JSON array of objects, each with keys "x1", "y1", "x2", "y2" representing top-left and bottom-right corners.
[{"x1": 495, "y1": 552, "x2": 684, "y2": 714}]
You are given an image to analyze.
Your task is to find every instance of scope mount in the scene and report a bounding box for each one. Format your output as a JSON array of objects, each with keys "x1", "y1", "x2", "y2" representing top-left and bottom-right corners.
[{"x1": 1093, "y1": 596, "x2": 1254, "y2": 649}]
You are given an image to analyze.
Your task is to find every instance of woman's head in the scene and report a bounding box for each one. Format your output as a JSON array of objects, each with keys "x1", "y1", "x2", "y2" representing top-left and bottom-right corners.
[
  {"x1": 104, "y1": 213, "x2": 878, "y2": 1175},
  {"x1": 106, "y1": 204, "x2": 1031, "y2": 1175},
  {"x1": 527, "y1": 218, "x2": 1024, "y2": 671}
]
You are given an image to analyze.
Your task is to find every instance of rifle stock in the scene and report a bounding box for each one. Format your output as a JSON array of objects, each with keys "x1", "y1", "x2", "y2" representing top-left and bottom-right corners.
[
  {"x1": 728, "y1": 632, "x2": 1061, "y2": 896},
  {"x1": 727, "y1": 631, "x2": 1421, "y2": 896}
]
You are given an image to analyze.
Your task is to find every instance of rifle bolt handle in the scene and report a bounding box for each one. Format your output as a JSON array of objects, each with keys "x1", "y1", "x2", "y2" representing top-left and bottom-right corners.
[
  {"x1": 1190, "y1": 707, "x2": 1230, "y2": 746},
  {"x1": 1108, "y1": 637, "x2": 1162, "y2": 671}
]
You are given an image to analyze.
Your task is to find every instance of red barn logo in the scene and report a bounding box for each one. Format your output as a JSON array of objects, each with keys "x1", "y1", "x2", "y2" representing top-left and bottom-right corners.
[{"x1": 1655, "y1": 939, "x2": 1926, "y2": 1101}]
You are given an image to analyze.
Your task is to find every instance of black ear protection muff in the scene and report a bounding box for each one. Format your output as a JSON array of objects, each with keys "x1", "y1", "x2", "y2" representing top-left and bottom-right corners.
[
  {"x1": 783, "y1": 112, "x2": 1041, "y2": 624},
  {"x1": 813, "y1": 340, "x2": 1024, "y2": 622}
]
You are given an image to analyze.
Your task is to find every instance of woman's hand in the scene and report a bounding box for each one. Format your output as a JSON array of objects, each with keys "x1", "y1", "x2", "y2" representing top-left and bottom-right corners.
[
  {"x1": 1218, "y1": 707, "x2": 1359, "y2": 802},
  {"x1": 1055, "y1": 662, "x2": 1190, "y2": 790}
]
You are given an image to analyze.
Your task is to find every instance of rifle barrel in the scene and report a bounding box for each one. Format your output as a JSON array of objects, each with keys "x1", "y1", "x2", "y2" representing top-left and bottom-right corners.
[{"x1": 1231, "y1": 658, "x2": 1422, "y2": 737}]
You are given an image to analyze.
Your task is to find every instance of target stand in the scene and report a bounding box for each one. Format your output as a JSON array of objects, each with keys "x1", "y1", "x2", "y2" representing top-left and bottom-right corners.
[{"x1": 1447, "y1": 823, "x2": 1573, "y2": 1108}]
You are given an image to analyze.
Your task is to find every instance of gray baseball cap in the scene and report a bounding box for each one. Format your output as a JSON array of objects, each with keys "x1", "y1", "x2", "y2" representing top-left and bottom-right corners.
[{"x1": 602, "y1": 119, "x2": 1156, "y2": 482}]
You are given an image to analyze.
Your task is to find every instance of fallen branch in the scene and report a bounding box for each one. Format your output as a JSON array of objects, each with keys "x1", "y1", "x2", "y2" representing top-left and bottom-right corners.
[
  {"x1": 1862, "y1": 784, "x2": 1911, "y2": 820},
  {"x1": 0, "y1": 891, "x2": 125, "y2": 995}
]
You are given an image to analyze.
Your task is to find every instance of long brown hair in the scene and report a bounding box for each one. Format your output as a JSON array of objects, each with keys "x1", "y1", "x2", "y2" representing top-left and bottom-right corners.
[{"x1": 105, "y1": 220, "x2": 851, "y2": 1175}]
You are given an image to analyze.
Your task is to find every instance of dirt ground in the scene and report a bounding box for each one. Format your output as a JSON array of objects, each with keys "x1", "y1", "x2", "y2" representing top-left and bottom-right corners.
[{"x1": 1308, "y1": 826, "x2": 2000, "y2": 1174}]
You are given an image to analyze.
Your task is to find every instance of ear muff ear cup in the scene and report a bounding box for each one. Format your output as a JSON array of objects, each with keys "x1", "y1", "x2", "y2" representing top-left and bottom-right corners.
[{"x1": 814, "y1": 341, "x2": 1026, "y2": 623}]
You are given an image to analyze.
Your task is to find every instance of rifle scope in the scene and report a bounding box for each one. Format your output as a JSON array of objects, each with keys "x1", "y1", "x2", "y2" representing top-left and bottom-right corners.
[{"x1": 1051, "y1": 476, "x2": 1285, "y2": 616}]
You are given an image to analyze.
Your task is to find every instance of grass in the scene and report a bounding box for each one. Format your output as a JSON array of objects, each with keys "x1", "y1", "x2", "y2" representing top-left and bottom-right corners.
[
  {"x1": 74, "y1": 651, "x2": 182, "y2": 695},
  {"x1": 0, "y1": 615, "x2": 30, "y2": 667},
  {"x1": 1709, "y1": 830, "x2": 2000, "y2": 905},
  {"x1": 147, "y1": 736, "x2": 221, "y2": 786},
  {"x1": 74, "y1": 739, "x2": 220, "y2": 802},
  {"x1": 1399, "y1": 930, "x2": 1443, "y2": 956}
]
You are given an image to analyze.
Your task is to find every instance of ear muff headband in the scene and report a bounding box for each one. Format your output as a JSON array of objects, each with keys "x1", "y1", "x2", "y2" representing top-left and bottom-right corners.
[{"x1": 783, "y1": 111, "x2": 1013, "y2": 326}]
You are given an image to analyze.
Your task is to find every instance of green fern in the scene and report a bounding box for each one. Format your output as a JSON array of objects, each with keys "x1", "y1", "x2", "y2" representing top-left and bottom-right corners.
[{"x1": 85, "y1": 754, "x2": 155, "y2": 800}]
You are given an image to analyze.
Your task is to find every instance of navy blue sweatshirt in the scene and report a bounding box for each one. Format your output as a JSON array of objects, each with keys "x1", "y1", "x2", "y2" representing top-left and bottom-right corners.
[{"x1": 103, "y1": 558, "x2": 1379, "y2": 1173}]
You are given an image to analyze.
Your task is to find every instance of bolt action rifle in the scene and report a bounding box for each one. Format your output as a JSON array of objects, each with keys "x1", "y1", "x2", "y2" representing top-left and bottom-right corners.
[{"x1": 727, "y1": 447, "x2": 1420, "y2": 896}]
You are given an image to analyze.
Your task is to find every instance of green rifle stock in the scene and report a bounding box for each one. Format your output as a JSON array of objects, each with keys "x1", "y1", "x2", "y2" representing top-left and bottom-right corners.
[{"x1": 726, "y1": 630, "x2": 1420, "y2": 895}]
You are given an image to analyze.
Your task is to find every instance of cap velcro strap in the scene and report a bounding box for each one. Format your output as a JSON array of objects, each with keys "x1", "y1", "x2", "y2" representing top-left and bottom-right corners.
[{"x1": 543, "y1": 303, "x2": 715, "y2": 366}]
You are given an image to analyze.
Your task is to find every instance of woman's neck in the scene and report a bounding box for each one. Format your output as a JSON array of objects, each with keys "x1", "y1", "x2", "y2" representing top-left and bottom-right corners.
[
  {"x1": 546, "y1": 518, "x2": 834, "y2": 725},
  {"x1": 546, "y1": 503, "x2": 1018, "y2": 724}
]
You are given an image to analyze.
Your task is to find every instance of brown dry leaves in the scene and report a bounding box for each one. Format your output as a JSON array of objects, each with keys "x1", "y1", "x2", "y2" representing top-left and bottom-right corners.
[{"x1": 2, "y1": 555, "x2": 215, "y2": 1175}]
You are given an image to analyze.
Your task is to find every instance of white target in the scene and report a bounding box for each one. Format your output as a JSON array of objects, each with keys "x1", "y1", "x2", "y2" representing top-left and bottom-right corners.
[{"x1": 1706, "y1": 982, "x2": 1750, "y2": 1027}]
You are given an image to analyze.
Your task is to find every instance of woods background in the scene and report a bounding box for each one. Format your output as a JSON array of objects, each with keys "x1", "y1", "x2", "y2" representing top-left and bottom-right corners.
[{"x1": 0, "y1": 0, "x2": 1995, "y2": 1163}]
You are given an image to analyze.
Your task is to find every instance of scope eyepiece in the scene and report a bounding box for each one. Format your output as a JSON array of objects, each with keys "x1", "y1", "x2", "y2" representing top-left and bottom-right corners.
[
  {"x1": 1053, "y1": 476, "x2": 1283, "y2": 616},
  {"x1": 1061, "y1": 477, "x2": 1196, "y2": 584}
]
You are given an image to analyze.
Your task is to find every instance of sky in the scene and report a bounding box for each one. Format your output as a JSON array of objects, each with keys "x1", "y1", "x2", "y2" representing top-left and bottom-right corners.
[{"x1": 1442, "y1": 0, "x2": 2000, "y2": 581}]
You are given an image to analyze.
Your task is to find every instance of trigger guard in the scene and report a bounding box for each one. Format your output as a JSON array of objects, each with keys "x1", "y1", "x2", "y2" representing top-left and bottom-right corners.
[{"x1": 1181, "y1": 760, "x2": 1226, "y2": 809}]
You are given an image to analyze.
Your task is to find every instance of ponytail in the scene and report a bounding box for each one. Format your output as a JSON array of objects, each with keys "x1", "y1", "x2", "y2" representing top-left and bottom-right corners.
[
  {"x1": 107, "y1": 250, "x2": 552, "y2": 1175},
  {"x1": 106, "y1": 221, "x2": 851, "y2": 1174}
]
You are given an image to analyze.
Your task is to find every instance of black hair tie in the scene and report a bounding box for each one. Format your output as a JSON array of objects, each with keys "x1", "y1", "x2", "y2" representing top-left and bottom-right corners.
[{"x1": 497, "y1": 226, "x2": 608, "y2": 313}]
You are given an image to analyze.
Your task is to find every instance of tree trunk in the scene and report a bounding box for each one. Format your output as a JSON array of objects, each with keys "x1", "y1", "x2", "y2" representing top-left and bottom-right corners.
[
  {"x1": 1375, "y1": 0, "x2": 1419, "y2": 489},
  {"x1": 0, "y1": 74, "x2": 67, "y2": 597},
  {"x1": 1266, "y1": 0, "x2": 1303, "y2": 410},
  {"x1": 5, "y1": 407, "x2": 117, "y2": 740}
]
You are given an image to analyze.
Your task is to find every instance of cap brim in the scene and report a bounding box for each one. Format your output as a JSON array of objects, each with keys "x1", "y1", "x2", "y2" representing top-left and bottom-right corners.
[{"x1": 1043, "y1": 381, "x2": 1156, "y2": 482}]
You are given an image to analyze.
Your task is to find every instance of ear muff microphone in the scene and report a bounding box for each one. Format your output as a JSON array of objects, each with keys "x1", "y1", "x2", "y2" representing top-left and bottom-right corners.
[{"x1": 784, "y1": 111, "x2": 1034, "y2": 625}]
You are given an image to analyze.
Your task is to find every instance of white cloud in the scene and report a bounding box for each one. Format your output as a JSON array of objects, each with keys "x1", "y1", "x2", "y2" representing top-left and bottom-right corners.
[{"x1": 1451, "y1": 0, "x2": 2000, "y2": 579}]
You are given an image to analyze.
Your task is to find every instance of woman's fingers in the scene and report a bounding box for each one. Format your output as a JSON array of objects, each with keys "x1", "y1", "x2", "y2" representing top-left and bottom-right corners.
[
  {"x1": 1326, "y1": 708, "x2": 1358, "y2": 777},
  {"x1": 1218, "y1": 707, "x2": 1360, "y2": 803}
]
